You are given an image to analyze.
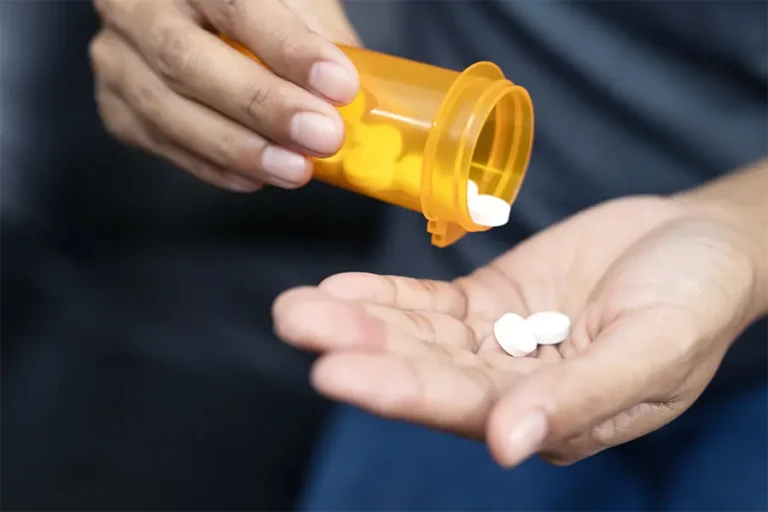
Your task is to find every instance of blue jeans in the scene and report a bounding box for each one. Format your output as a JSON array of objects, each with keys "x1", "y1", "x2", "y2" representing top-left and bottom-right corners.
[{"x1": 300, "y1": 385, "x2": 767, "y2": 511}]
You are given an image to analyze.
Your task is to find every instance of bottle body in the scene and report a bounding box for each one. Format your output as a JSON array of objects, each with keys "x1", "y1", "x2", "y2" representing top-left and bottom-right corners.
[{"x1": 225, "y1": 39, "x2": 533, "y2": 247}]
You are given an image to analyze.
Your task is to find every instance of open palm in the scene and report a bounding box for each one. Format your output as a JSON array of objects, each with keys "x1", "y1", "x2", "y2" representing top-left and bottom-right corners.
[{"x1": 273, "y1": 195, "x2": 757, "y2": 466}]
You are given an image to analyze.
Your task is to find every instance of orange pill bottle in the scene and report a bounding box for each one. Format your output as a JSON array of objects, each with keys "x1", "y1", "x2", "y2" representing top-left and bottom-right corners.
[{"x1": 223, "y1": 37, "x2": 534, "y2": 248}]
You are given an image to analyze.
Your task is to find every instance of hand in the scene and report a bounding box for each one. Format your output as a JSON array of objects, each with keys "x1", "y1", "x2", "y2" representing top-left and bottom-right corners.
[
  {"x1": 90, "y1": 0, "x2": 360, "y2": 192},
  {"x1": 272, "y1": 194, "x2": 766, "y2": 467}
]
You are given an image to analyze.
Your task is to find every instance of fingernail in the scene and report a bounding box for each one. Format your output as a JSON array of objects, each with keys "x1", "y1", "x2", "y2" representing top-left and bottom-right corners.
[
  {"x1": 505, "y1": 410, "x2": 548, "y2": 467},
  {"x1": 261, "y1": 146, "x2": 310, "y2": 185},
  {"x1": 309, "y1": 61, "x2": 357, "y2": 103},
  {"x1": 291, "y1": 112, "x2": 342, "y2": 154},
  {"x1": 223, "y1": 171, "x2": 262, "y2": 192}
]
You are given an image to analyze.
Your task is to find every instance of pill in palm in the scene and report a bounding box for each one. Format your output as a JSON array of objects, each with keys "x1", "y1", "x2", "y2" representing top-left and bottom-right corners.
[
  {"x1": 526, "y1": 311, "x2": 571, "y2": 345},
  {"x1": 493, "y1": 312, "x2": 537, "y2": 357}
]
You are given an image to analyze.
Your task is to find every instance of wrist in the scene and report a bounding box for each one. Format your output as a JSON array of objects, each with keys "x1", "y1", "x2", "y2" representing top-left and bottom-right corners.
[{"x1": 673, "y1": 183, "x2": 768, "y2": 321}]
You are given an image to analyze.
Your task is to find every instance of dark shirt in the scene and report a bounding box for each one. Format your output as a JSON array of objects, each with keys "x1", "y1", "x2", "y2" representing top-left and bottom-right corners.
[{"x1": 349, "y1": 0, "x2": 768, "y2": 395}]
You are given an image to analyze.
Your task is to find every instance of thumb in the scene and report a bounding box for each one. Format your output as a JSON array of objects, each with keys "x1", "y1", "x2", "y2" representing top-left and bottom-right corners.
[{"x1": 486, "y1": 312, "x2": 672, "y2": 467}]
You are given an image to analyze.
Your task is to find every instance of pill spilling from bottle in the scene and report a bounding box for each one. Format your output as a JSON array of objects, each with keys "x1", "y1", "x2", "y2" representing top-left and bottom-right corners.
[
  {"x1": 493, "y1": 311, "x2": 571, "y2": 357},
  {"x1": 467, "y1": 180, "x2": 511, "y2": 227}
]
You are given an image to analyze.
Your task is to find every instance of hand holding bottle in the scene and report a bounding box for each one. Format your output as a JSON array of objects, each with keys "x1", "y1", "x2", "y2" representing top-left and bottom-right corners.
[{"x1": 90, "y1": 0, "x2": 360, "y2": 191}]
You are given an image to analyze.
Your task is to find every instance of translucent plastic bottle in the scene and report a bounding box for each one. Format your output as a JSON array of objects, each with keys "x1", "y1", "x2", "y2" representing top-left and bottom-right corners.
[{"x1": 223, "y1": 37, "x2": 534, "y2": 247}]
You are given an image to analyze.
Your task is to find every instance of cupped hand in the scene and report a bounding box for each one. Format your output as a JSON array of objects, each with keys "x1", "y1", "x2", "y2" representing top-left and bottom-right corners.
[
  {"x1": 90, "y1": 0, "x2": 360, "y2": 192},
  {"x1": 272, "y1": 195, "x2": 765, "y2": 467}
]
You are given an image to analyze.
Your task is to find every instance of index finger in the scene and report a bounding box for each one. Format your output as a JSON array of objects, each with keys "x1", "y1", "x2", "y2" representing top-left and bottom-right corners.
[
  {"x1": 102, "y1": 0, "x2": 346, "y2": 157},
  {"x1": 191, "y1": 0, "x2": 359, "y2": 104}
]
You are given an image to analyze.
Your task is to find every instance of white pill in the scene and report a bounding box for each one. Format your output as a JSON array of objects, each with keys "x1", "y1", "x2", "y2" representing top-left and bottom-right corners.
[
  {"x1": 468, "y1": 194, "x2": 511, "y2": 227},
  {"x1": 493, "y1": 313, "x2": 537, "y2": 357},
  {"x1": 526, "y1": 311, "x2": 571, "y2": 345},
  {"x1": 467, "y1": 179, "x2": 479, "y2": 197}
]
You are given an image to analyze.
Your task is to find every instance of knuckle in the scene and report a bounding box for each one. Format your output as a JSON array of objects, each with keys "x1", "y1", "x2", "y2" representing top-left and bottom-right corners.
[
  {"x1": 92, "y1": 0, "x2": 114, "y2": 19},
  {"x1": 539, "y1": 429, "x2": 609, "y2": 466},
  {"x1": 539, "y1": 451, "x2": 580, "y2": 467},
  {"x1": 152, "y1": 24, "x2": 196, "y2": 84},
  {"x1": 220, "y1": 0, "x2": 243, "y2": 24},
  {"x1": 127, "y1": 83, "x2": 166, "y2": 131},
  {"x1": 97, "y1": 101, "x2": 139, "y2": 146},
  {"x1": 243, "y1": 82, "x2": 276, "y2": 121},
  {"x1": 100, "y1": 110, "x2": 125, "y2": 139},
  {"x1": 88, "y1": 32, "x2": 110, "y2": 69},
  {"x1": 590, "y1": 418, "x2": 620, "y2": 448},
  {"x1": 214, "y1": 133, "x2": 259, "y2": 173},
  {"x1": 271, "y1": 27, "x2": 315, "y2": 69},
  {"x1": 271, "y1": 25, "x2": 294, "y2": 52},
  {"x1": 187, "y1": 159, "x2": 229, "y2": 188},
  {"x1": 187, "y1": 158, "x2": 211, "y2": 178},
  {"x1": 104, "y1": 117, "x2": 136, "y2": 146}
]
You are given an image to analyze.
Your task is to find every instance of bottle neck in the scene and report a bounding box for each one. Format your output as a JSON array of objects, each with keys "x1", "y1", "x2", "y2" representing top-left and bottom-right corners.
[{"x1": 421, "y1": 62, "x2": 534, "y2": 246}]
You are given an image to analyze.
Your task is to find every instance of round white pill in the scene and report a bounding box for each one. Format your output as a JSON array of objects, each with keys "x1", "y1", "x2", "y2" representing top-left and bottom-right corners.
[
  {"x1": 493, "y1": 313, "x2": 537, "y2": 357},
  {"x1": 526, "y1": 311, "x2": 571, "y2": 345},
  {"x1": 467, "y1": 179, "x2": 479, "y2": 197},
  {"x1": 468, "y1": 194, "x2": 511, "y2": 227}
]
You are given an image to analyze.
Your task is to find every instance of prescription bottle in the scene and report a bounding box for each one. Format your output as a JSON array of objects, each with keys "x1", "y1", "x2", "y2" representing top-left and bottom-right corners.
[{"x1": 223, "y1": 37, "x2": 533, "y2": 247}]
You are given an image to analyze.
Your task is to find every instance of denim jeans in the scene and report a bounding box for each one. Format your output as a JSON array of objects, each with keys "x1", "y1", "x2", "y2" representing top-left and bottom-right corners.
[{"x1": 301, "y1": 384, "x2": 767, "y2": 511}]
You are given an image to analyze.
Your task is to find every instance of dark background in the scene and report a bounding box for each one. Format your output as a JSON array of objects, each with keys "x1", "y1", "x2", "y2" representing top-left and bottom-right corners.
[{"x1": 1, "y1": 1, "x2": 397, "y2": 509}]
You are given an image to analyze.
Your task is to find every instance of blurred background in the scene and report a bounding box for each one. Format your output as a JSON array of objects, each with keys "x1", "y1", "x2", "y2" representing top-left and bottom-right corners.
[{"x1": 1, "y1": 1, "x2": 404, "y2": 509}]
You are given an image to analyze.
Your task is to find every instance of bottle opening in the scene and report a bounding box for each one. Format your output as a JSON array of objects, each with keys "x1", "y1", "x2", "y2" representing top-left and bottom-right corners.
[
  {"x1": 421, "y1": 61, "x2": 534, "y2": 246},
  {"x1": 468, "y1": 84, "x2": 533, "y2": 207}
]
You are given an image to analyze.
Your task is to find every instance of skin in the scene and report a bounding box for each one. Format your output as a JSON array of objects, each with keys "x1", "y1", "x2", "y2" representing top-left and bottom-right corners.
[
  {"x1": 90, "y1": 0, "x2": 360, "y2": 192},
  {"x1": 273, "y1": 163, "x2": 768, "y2": 468}
]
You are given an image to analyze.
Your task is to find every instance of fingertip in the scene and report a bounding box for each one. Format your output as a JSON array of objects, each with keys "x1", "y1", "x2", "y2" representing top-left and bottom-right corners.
[
  {"x1": 311, "y1": 353, "x2": 421, "y2": 413},
  {"x1": 289, "y1": 110, "x2": 345, "y2": 156},
  {"x1": 486, "y1": 395, "x2": 549, "y2": 468},
  {"x1": 221, "y1": 171, "x2": 263, "y2": 192},
  {"x1": 260, "y1": 146, "x2": 313, "y2": 188},
  {"x1": 310, "y1": 353, "x2": 357, "y2": 397},
  {"x1": 271, "y1": 287, "x2": 378, "y2": 351},
  {"x1": 311, "y1": 354, "x2": 378, "y2": 405},
  {"x1": 271, "y1": 286, "x2": 315, "y2": 313},
  {"x1": 485, "y1": 394, "x2": 514, "y2": 466},
  {"x1": 308, "y1": 58, "x2": 359, "y2": 105},
  {"x1": 319, "y1": 272, "x2": 378, "y2": 299},
  {"x1": 271, "y1": 286, "x2": 320, "y2": 336}
]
